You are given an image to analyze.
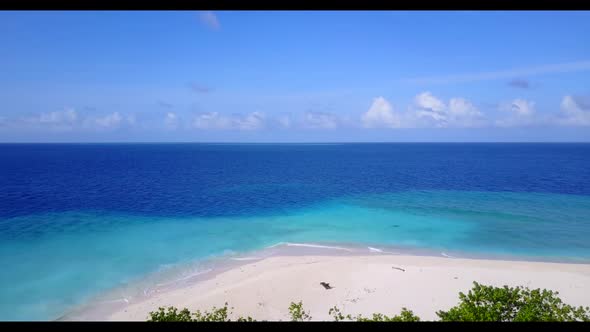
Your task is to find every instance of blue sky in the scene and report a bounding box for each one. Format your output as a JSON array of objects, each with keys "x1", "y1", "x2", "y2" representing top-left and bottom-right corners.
[{"x1": 1, "y1": 11, "x2": 590, "y2": 142}]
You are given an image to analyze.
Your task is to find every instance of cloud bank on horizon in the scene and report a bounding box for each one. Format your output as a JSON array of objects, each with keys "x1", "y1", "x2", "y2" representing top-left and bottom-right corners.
[
  {"x1": 0, "y1": 11, "x2": 589, "y2": 142},
  {"x1": 3, "y1": 93, "x2": 588, "y2": 133}
]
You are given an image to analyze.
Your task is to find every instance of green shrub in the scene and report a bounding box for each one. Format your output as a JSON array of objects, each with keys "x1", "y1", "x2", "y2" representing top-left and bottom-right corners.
[
  {"x1": 236, "y1": 316, "x2": 256, "y2": 322},
  {"x1": 191, "y1": 303, "x2": 230, "y2": 322},
  {"x1": 437, "y1": 281, "x2": 590, "y2": 322},
  {"x1": 148, "y1": 306, "x2": 193, "y2": 322},
  {"x1": 328, "y1": 306, "x2": 353, "y2": 321},
  {"x1": 288, "y1": 301, "x2": 312, "y2": 321},
  {"x1": 389, "y1": 308, "x2": 421, "y2": 322},
  {"x1": 148, "y1": 302, "x2": 256, "y2": 322},
  {"x1": 329, "y1": 306, "x2": 420, "y2": 322}
]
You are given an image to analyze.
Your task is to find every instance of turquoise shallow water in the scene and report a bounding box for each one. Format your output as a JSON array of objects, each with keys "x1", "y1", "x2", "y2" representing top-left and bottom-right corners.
[{"x1": 1, "y1": 190, "x2": 590, "y2": 321}]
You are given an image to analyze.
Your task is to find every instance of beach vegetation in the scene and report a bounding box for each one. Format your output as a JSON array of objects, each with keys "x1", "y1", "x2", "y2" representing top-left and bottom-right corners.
[
  {"x1": 328, "y1": 306, "x2": 353, "y2": 321},
  {"x1": 355, "y1": 308, "x2": 420, "y2": 322},
  {"x1": 288, "y1": 301, "x2": 312, "y2": 321},
  {"x1": 148, "y1": 302, "x2": 256, "y2": 322},
  {"x1": 148, "y1": 306, "x2": 193, "y2": 322},
  {"x1": 436, "y1": 282, "x2": 590, "y2": 322},
  {"x1": 329, "y1": 306, "x2": 420, "y2": 322},
  {"x1": 147, "y1": 282, "x2": 590, "y2": 322}
]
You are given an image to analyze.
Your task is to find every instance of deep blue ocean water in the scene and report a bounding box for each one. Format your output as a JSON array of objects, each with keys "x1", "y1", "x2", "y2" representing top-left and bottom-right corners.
[{"x1": 1, "y1": 143, "x2": 590, "y2": 320}]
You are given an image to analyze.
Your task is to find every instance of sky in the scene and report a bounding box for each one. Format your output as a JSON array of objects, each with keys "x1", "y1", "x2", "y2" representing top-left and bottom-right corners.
[{"x1": 1, "y1": 10, "x2": 590, "y2": 142}]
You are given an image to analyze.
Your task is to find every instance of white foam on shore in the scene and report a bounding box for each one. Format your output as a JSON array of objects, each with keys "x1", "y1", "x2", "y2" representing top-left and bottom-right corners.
[
  {"x1": 368, "y1": 246, "x2": 401, "y2": 255},
  {"x1": 96, "y1": 297, "x2": 130, "y2": 305},
  {"x1": 265, "y1": 242, "x2": 354, "y2": 252},
  {"x1": 230, "y1": 256, "x2": 261, "y2": 261},
  {"x1": 282, "y1": 242, "x2": 354, "y2": 252},
  {"x1": 441, "y1": 252, "x2": 457, "y2": 258},
  {"x1": 266, "y1": 242, "x2": 286, "y2": 248}
]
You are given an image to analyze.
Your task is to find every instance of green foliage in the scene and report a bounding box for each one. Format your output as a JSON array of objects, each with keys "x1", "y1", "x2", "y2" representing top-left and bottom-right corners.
[
  {"x1": 236, "y1": 316, "x2": 256, "y2": 322},
  {"x1": 191, "y1": 302, "x2": 230, "y2": 322},
  {"x1": 329, "y1": 306, "x2": 420, "y2": 322},
  {"x1": 148, "y1": 302, "x2": 256, "y2": 322},
  {"x1": 147, "y1": 282, "x2": 590, "y2": 322},
  {"x1": 328, "y1": 306, "x2": 353, "y2": 321},
  {"x1": 391, "y1": 308, "x2": 421, "y2": 322},
  {"x1": 437, "y1": 281, "x2": 590, "y2": 322},
  {"x1": 148, "y1": 306, "x2": 193, "y2": 322},
  {"x1": 288, "y1": 301, "x2": 312, "y2": 321}
]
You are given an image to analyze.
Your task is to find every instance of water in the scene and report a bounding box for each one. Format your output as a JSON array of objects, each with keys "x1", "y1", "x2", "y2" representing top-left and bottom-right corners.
[{"x1": 1, "y1": 143, "x2": 589, "y2": 320}]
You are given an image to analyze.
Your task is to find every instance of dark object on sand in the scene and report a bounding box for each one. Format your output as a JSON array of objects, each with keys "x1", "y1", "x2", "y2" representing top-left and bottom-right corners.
[
  {"x1": 392, "y1": 266, "x2": 405, "y2": 272},
  {"x1": 320, "y1": 282, "x2": 333, "y2": 289}
]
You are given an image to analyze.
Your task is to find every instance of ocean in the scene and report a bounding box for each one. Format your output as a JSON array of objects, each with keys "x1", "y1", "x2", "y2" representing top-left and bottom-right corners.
[{"x1": 1, "y1": 143, "x2": 589, "y2": 321}]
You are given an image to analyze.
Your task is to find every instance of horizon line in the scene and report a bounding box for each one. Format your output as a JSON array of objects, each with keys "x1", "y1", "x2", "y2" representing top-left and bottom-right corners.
[{"x1": 1, "y1": 141, "x2": 590, "y2": 144}]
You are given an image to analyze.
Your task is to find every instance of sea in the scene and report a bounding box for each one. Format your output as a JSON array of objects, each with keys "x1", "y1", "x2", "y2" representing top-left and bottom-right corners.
[{"x1": 1, "y1": 143, "x2": 589, "y2": 321}]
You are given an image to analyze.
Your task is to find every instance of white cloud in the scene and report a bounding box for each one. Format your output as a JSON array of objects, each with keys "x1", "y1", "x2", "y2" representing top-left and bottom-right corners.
[
  {"x1": 193, "y1": 112, "x2": 231, "y2": 130},
  {"x1": 361, "y1": 97, "x2": 402, "y2": 128},
  {"x1": 237, "y1": 112, "x2": 265, "y2": 130},
  {"x1": 38, "y1": 108, "x2": 78, "y2": 125},
  {"x1": 511, "y1": 98, "x2": 535, "y2": 116},
  {"x1": 496, "y1": 99, "x2": 537, "y2": 127},
  {"x1": 410, "y1": 92, "x2": 484, "y2": 128},
  {"x1": 198, "y1": 11, "x2": 220, "y2": 30},
  {"x1": 302, "y1": 111, "x2": 339, "y2": 129},
  {"x1": 360, "y1": 93, "x2": 485, "y2": 129},
  {"x1": 14, "y1": 108, "x2": 140, "y2": 132},
  {"x1": 447, "y1": 98, "x2": 485, "y2": 127},
  {"x1": 33, "y1": 108, "x2": 78, "y2": 127},
  {"x1": 415, "y1": 91, "x2": 446, "y2": 113},
  {"x1": 413, "y1": 92, "x2": 448, "y2": 125},
  {"x1": 21, "y1": 108, "x2": 79, "y2": 131},
  {"x1": 192, "y1": 112, "x2": 265, "y2": 131},
  {"x1": 359, "y1": 94, "x2": 585, "y2": 129},
  {"x1": 93, "y1": 112, "x2": 123, "y2": 129},
  {"x1": 558, "y1": 95, "x2": 590, "y2": 126},
  {"x1": 164, "y1": 112, "x2": 179, "y2": 130}
]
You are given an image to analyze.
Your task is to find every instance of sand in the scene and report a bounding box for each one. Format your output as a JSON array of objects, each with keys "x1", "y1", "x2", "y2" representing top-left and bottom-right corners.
[{"x1": 106, "y1": 254, "x2": 590, "y2": 321}]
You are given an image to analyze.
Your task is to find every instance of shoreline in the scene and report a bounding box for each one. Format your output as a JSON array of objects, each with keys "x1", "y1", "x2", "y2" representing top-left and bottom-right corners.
[
  {"x1": 106, "y1": 254, "x2": 590, "y2": 322},
  {"x1": 61, "y1": 242, "x2": 590, "y2": 321}
]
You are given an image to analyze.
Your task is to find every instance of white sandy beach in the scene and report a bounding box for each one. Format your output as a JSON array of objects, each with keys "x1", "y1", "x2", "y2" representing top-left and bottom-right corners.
[{"x1": 106, "y1": 254, "x2": 590, "y2": 321}]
